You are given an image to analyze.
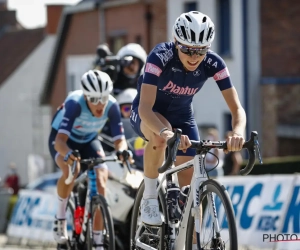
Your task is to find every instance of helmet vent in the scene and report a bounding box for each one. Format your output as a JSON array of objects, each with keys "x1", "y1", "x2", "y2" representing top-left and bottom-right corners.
[
  {"x1": 191, "y1": 30, "x2": 196, "y2": 43},
  {"x1": 81, "y1": 80, "x2": 89, "y2": 91},
  {"x1": 180, "y1": 26, "x2": 188, "y2": 40},
  {"x1": 87, "y1": 75, "x2": 96, "y2": 91},
  {"x1": 199, "y1": 30, "x2": 204, "y2": 43},
  {"x1": 206, "y1": 27, "x2": 213, "y2": 41},
  {"x1": 202, "y1": 16, "x2": 207, "y2": 23},
  {"x1": 185, "y1": 15, "x2": 192, "y2": 22},
  {"x1": 93, "y1": 70, "x2": 102, "y2": 92},
  {"x1": 105, "y1": 81, "x2": 108, "y2": 91}
]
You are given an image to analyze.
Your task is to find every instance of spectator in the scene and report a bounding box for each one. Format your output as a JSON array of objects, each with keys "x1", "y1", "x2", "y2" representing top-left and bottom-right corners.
[
  {"x1": 222, "y1": 131, "x2": 243, "y2": 175},
  {"x1": 3, "y1": 162, "x2": 20, "y2": 195},
  {"x1": 94, "y1": 43, "x2": 147, "y2": 96}
]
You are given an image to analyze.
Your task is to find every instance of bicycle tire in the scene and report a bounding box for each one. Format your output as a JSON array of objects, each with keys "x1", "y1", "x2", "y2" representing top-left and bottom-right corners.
[
  {"x1": 130, "y1": 180, "x2": 167, "y2": 250},
  {"x1": 185, "y1": 179, "x2": 238, "y2": 250},
  {"x1": 86, "y1": 194, "x2": 115, "y2": 250}
]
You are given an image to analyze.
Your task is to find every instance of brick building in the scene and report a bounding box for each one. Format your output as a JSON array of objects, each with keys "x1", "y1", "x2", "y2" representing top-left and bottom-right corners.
[
  {"x1": 40, "y1": 0, "x2": 300, "y2": 158},
  {"x1": 260, "y1": 0, "x2": 300, "y2": 157},
  {"x1": 40, "y1": 0, "x2": 167, "y2": 117}
]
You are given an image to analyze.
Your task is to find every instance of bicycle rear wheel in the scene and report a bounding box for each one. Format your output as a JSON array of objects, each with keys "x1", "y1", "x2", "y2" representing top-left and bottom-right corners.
[
  {"x1": 186, "y1": 179, "x2": 238, "y2": 250},
  {"x1": 86, "y1": 194, "x2": 115, "y2": 250},
  {"x1": 130, "y1": 180, "x2": 167, "y2": 250}
]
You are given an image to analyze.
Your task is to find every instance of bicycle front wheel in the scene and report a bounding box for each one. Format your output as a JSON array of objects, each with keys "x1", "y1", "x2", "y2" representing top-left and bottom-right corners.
[
  {"x1": 186, "y1": 179, "x2": 238, "y2": 250},
  {"x1": 86, "y1": 194, "x2": 115, "y2": 250}
]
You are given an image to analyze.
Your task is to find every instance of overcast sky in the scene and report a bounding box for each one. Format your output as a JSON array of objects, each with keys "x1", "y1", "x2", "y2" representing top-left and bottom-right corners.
[{"x1": 7, "y1": 0, "x2": 81, "y2": 29}]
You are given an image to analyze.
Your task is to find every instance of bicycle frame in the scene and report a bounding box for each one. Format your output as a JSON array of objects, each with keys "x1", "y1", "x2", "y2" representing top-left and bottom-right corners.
[
  {"x1": 163, "y1": 154, "x2": 217, "y2": 250},
  {"x1": 67, "y1": 172, "x2": 92, "y2": 246},
  {"x1": 67, "y1": 153, "x2": 133, "y2": 248},
  {"x1": 135, "y1": 151, "x2": 218, "y2": 250}
]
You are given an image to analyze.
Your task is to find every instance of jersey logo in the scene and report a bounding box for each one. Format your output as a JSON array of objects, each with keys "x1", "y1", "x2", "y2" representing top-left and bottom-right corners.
[
  {"x1": 193, "y1": 69, "x2": 201, "y2": 77},
  {"x1": 213, "y1": 67, "x2": 230, "y2": 81},
  {"x1": 155, "y1": 46, "x2": 173, "y2": 66},
  {"x1": 172, "y1": 67, "x2": 182, "y2": 72},
  {"x1": 162, "y1": 81, "x2": 198, "y2": 95},
  {"x1": 145, "y1": 63, "x2": 162, "y2": 77}
]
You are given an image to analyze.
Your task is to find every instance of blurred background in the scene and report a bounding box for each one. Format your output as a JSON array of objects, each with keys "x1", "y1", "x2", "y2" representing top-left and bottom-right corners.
[{"x1": 0, "y1": 0, "x2": 299, "y2": 249}]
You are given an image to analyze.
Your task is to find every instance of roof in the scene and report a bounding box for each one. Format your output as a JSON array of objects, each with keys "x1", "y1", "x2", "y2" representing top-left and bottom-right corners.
[
  {"x1": 0, "y1": 28, "x2": 45, "y2": 87},
  {"x1": 40, "y1": 0, "x2": 98, "y2": 105}
]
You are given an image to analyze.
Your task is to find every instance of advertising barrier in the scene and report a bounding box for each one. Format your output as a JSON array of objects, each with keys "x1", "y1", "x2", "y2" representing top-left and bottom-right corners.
[
  {"x1": 6, "y1": 189, "x2": 71, "y2": 244},
  {"x1": 217, "y1": 175, "x2": 299, "y2": 249},
  {"x1": 6, "y1": 174, "x2": 300, "y2": 249}
]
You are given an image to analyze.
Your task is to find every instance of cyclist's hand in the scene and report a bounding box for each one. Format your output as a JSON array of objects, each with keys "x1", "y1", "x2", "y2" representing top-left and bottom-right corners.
[
  {"x1": 160, "y1": 130, "x2": 174, "y2": 141},
  {"x1": 225, "y1": 131, "x2": 245, "y2": 153},
  {"x1": 117, "y1": 150, "x2": 134, "y2": 164},
  {"x1": 160, "y1": 130, "x2": 191, "y2": 153},
  {"x1": 178, "y1": 134, "x2": 192, "y2": 153},
  {"x1": 64, "y1": 150, "x2": 81, "y2": 166}
]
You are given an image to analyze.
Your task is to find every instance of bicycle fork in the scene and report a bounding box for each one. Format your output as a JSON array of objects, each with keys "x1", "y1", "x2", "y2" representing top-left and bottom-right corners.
[
  {"x1": 79, "y1": 189, "x2": 91, "y2": 244},
  {"x1": 193, "y1": 154, "x2": 221, "y2": 249}
]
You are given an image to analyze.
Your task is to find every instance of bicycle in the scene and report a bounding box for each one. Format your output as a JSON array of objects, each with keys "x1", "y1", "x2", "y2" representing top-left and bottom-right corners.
[
  {"x1": 57, "y1": 150, "x2": 132, "y2": 250},
  {"x1": 130, "y1": 129, "x2": 263, "y2": 250}
]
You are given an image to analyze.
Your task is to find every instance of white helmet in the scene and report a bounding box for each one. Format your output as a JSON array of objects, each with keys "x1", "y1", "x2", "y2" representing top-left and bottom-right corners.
[
  {"x1": 117, "y1": 43, "x2": 147, "y2": 64},
  {"x1": 172, "y1": 11, "x2": 215, "y2": 47},
  {"x1": 81, "y1": 70, "x2": 113, "y2": 97},
  {"x1": 116, "y1": 88, "x2": 137, "y2": 105}
]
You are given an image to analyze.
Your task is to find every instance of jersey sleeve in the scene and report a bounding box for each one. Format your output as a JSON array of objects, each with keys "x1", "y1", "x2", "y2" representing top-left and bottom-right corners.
[
  {"x1": 57, "y1": 100, "x2": 81, "y2": 136},
  {"x1": 204, "y1": 52, "x2": 233, "y2": 91},
  {"x1": 142, "y1": 43, "x2": 173, "y2": 86},
  {"x1": 107, "y1": 102, "x2": 125, "y2": 141}
]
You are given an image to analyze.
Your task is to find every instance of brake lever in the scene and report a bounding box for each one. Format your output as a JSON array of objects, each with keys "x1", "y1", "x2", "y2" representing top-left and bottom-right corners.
[
  {"x1": 125, "y1": 160, "x2": 132, "y2": 174},
  {"x1": 171, "y1": 129, "x2": 182, "y2": 163}
]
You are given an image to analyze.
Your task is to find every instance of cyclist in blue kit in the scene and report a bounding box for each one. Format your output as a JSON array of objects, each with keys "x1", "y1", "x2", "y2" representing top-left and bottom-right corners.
[
  {"x1": 49, "y1": 69, "x2": 132, "y2": 249},
  {"x1": 130, "y1": 11, "x2": 246, "y2": 226}
]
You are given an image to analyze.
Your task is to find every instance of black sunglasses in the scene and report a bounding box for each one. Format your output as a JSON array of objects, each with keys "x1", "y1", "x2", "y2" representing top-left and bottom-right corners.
[{"x1": 176, "y1": 42, "x2": 210, "y2": 56}]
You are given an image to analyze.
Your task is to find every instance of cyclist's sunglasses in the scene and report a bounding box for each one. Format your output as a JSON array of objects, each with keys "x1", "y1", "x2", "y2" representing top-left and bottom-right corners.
[
  {"x1": 176, "y1": 42, "x2": 210, "y2": 56},
  {"x1": 120, "y1": 104, "x2": 131, "y2": 113},
  {"x1": 86, "y1": 95, "x2": 109, "y2": 105}
]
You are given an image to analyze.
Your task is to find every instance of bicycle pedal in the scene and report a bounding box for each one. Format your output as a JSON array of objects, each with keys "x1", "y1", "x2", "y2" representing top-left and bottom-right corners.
[
  {"x1": 142, "y1": 222, "x2": 163, "y2": 228},
  {"x1": 57, "y1": 243, "x2": 68, "y2": 250}
]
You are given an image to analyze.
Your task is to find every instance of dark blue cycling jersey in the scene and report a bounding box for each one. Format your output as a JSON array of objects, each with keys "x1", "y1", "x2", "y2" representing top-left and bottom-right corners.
[
  {"x1": 132, "y1": 42, "x2": 233, "y2": 118},
  {"x1": 130, "y1": 42, "x2": 233, "y2": 156},
  {"x1": 51, "y1": 90, "x2": 124, "y2": 143}
]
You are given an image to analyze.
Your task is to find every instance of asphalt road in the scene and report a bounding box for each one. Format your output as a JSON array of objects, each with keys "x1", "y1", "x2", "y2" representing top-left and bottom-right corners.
[
  {"x1": 0, "y1": 234, "x2": 273, "y2": 250},
  {"x1": 0, "y1": 235, "x2": 55, "y2": 250}
]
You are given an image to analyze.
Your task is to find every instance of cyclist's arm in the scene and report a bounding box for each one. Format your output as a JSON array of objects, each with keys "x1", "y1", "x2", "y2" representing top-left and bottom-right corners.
[
  {"x1": 54, "y1": 100, "x2": 81, "y2": 157},
  {"x1": 138, "y1": 52, "x2": 169, "y2": 135},
  {"x1": 206, "y1": 52, "x2": 246, "y2": 135},
  {"x1": 107, "y1": 101, "x2": 127, "y2": 151},
  {"x1": 139, "y1": 84, "x2": 167, "y2": 135},
  {"x1": 221, "y1": 87, "x2": 246, "y2": 135}
]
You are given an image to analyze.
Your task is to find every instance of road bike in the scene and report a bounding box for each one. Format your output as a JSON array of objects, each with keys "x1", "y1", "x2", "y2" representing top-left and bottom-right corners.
[
  {"x1": 130, "y1": 129, "x2": 262, "y2": 250},
  {"x1": 58, "y1": 151, "x2": 132, "y2": 250}
]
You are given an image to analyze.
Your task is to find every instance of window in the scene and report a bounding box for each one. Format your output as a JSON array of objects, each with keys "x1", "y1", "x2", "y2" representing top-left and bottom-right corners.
[
  {"x1": 109, "y1": 36, "x2": 125, "y2": 54},
  {"x1": 217, "y1": 0, "x2": 231, "y2": 56},
  {"x1": 184, "y1": 1, "x2": 197, "y2": 12}
]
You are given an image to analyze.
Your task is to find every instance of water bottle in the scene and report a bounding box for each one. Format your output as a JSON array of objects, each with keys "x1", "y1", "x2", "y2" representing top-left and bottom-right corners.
[
  {"x1": 178, "y1": 185, "x2": 190, "y2": 211},
  {"x1": 74, "y1": 206, "x2": 85, "y2": 234},
  {"x1": 167, "y1": 182, "x2": 181, "y2": 223}
]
